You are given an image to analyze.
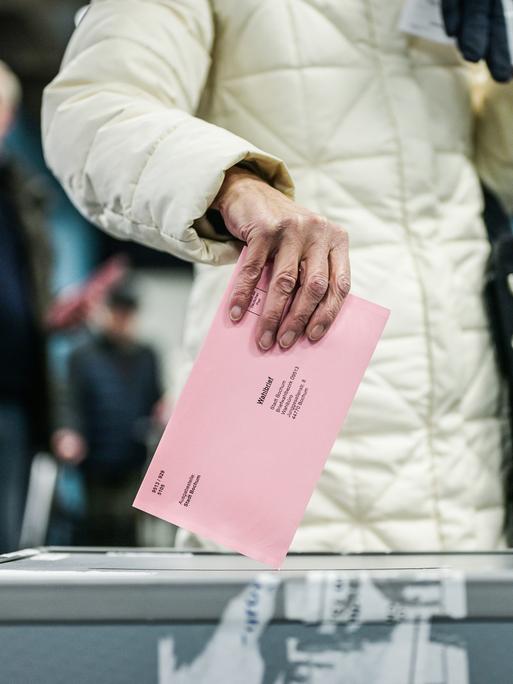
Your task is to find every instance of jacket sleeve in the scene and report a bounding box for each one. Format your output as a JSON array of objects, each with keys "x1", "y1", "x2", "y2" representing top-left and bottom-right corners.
[
  {"x1": 474, "y1": 76, "x2": 513, "y2": 215},
  {"x1": 41, "y1": 0, "x2": 294, "y2": 265}
]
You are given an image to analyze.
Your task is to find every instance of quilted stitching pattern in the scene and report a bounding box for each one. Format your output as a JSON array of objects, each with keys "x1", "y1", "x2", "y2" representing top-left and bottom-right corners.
[
  {"x1": 190, "y1": 0, "x2": 506, "y2": 551},
  {"x1": 42, "y1": 0, "x2": 513, "y2": 552}
]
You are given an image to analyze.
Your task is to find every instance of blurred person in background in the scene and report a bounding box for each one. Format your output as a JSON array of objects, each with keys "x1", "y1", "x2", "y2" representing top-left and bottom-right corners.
[
  {"x1": 52, "y1": 280, "x2": 163, "y2": 546},
  {"x1": 0, "y1": 61, "x2": 52, "y2": 553},
  {"x1": 43, "y1": 2, "x2": 513, "y2": 554}
]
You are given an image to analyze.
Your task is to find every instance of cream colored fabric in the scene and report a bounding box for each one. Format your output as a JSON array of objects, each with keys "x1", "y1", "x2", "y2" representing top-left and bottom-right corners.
[{"x1": 42, "y1": 0, "x2": 513, "y2": 552}]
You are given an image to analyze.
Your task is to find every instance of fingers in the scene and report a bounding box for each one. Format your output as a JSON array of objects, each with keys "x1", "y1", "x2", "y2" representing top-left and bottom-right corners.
[
  {"x1": 305, "y1": 243, "x2": 351, "y2": 342},
  {"x1": 229, "y1": 208, "x2": 350, "y2": 351},
  {"x1": 256, "y1": 239, "x2": 299, "y2": 350},
  {"x1": 487, "y1": 0, "x2": 513, "y2": 82},
  {"x1": 228, "y1": 238, "x2": 269, "y2": 323},
  {"x1": 441, "y1": 0, "x2": 462, "y2": 36},
  {"x1": 275, "y1": 244, "x2": 330, "y2": 350}
]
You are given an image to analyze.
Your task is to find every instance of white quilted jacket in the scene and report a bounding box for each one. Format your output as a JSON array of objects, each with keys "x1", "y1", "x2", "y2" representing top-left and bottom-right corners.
[{"x1": 42, "y1": 0, "x2": 513, "y2": 552}]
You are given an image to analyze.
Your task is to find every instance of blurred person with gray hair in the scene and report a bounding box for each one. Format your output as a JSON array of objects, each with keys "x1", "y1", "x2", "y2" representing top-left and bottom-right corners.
[{"x1": 0, "y1": 61, "x2": 52, "y2": 553}]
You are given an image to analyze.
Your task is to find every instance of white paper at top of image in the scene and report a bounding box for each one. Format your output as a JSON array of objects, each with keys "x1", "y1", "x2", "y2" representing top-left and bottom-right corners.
[
  {"x1": 400, "y1": 0, "x2": 453, "y2": 44},
  {"x1": 400, "y1": 0, "x2": 513, "y2": 65}
]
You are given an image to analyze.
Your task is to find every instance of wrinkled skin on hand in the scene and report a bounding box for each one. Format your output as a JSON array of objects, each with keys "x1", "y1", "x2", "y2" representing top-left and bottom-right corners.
[{"x1": 213, "y1": 167, "x2": 351, "y2": 352}]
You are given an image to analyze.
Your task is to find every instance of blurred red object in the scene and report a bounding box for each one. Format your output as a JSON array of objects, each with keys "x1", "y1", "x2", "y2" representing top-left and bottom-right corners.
[{"x1": 46, "y1": 255, "x2": 129, "y2": 331}]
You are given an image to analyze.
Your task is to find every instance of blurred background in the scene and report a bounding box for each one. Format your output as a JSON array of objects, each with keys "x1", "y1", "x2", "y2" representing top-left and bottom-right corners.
[
  {"x1": 2, "y1": 1, "x2": 512, "y2": 559},
  {"x1": 0, "y1": 0, "x2": 192, "y2": 552}
]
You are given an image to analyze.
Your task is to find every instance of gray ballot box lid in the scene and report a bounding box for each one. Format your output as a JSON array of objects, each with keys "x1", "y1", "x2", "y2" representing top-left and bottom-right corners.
[{"x1": 1, "y1": 547, "x2": 513, "y2": 623}]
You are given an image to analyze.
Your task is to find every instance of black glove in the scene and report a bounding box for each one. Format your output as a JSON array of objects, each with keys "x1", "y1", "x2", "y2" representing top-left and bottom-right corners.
[{"x1": 442, "y1": 0, "x2": 513, "y2": 82}]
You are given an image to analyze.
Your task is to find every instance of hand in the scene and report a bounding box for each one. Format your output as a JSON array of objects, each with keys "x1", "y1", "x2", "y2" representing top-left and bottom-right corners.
[
  {"x1": 442, "y1": 0, "x2": 512, "y2": 82},
  {"x1": 213, "y1": 167, "x2": 351, "y2": 351},
  {"x1": 51, "y1": 429, "x2": 87, "y2": 465}
]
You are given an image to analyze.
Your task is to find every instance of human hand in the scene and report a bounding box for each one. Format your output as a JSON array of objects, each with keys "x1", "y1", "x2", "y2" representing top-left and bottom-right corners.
[
  {"x1": 51, "y1": 429, "x2": 87, "y2": 465},
  {"x1": 213, "y1": 167, "x2": 351, "y2": 351},
  {"x1": 442, "y1": 0, "x2": 513, "y2": 82}
]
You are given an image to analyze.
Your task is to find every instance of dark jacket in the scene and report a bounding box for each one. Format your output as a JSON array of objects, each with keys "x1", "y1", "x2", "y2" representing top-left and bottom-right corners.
[
  {"x1": 0, "y1": 158, "x2": 52, "y2": 450},
  {"x1": 64, "y1": 334, "x2": 162, "y2": 479}
]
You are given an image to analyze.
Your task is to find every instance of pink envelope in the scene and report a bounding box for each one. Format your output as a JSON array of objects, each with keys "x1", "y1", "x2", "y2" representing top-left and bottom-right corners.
[{"x1": 134, "y1": 249, "x2": 390, "y2": 568}]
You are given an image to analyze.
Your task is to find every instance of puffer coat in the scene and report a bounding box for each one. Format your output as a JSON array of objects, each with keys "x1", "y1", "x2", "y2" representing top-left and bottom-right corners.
[{"x1": 42, "y1": 0, "x2": 513, "y2": 552}]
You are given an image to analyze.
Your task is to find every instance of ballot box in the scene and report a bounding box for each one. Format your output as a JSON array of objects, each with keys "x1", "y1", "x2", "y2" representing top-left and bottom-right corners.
[{"x1": 1, "y1": 548, "x2": 513, "y2": 684}]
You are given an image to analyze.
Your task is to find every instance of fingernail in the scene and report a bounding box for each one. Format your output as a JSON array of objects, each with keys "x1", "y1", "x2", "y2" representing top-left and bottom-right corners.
[
  {"x1": 259, "y1": 331, "x2": 274, "y2": 350},
  {"x1": 310, "y1": 325, "x2": 325, "y2": 341},
  {"x1": 230, "y1": 306, "x2": 242, "y2": 321},
  {"x1": 279, "y1": 330, "x2": 297, "y2": 348}
]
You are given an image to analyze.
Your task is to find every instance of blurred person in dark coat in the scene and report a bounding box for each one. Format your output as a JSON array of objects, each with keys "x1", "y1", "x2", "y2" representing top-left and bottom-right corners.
[
  {"x1": 0, "y1": 61, "x2": 52, "y2": 553},
  {"x1": 52, "y1": 280, "x2": 163, "y2": 546}
]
